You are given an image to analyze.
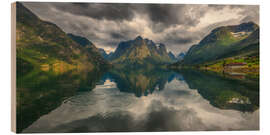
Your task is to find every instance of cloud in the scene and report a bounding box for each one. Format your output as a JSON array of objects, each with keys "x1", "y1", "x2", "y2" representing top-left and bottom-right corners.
[
  {"x1": 22, "y1": 2, "x2": 259, "y2": 55},
  {"x1": 26, "y1": 101, "x2": 204, "y2": 132},
  {"x1": 50, "y1": 3, "x2": 137, "y2": 21},
  {"x1": 143, "y1": 5, "x2": 200, "y2": 32},
  {"x1": 42, "y1": 3, "x2": 202, "y2": 30}
]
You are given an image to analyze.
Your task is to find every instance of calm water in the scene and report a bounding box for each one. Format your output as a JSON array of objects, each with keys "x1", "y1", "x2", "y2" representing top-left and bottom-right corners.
[{"x1": 18, "y1": 68, "x2": 259, "y2": 133}]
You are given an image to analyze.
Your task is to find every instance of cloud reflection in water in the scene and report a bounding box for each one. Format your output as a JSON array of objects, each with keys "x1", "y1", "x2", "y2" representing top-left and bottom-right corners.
[{"x1": 23, "y1": 77, "x2": 259, "y2": 132}]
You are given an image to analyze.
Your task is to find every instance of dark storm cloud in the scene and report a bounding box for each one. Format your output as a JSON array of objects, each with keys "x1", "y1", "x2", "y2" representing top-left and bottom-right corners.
[
  {"x1": 170, "y1": 38, "x2": 194, "y2": 45},
  {"x1": 146, "y1": 5, "x2": 180, "y2": 24},
  {"x1": 141, "y1": 4, "x2": 205, "y2": 32},
  {"x1": 71, "y1": 3, "x2": 89, "y2": 8},
  {"x1": 104, "y1": 40, "x2": 121, "y2": 47},
  {"x1": 50, "y1": 3, "x2": 136, "y2": 21},
  {"x1": 144, "y1": 5, "x2": 199, "y2": 31},
  {"x1": 207, "y1": 4, "x2": 226, "y2": 10},
  {"x1": 22, "y1": 2, "x2": 259, "y2": 54},
  {"x1": 104, "y1": 26, "x2": 141, "y2": 47},
  {"x1": 110, "y1": 32, "x2": 126, "y2": 39},
  {"x1": 45, "y1": 3, "x2": 203, "y2": 32},
  {"x1": 162, "y1": 31, "x2": 196, "y2": 45}
]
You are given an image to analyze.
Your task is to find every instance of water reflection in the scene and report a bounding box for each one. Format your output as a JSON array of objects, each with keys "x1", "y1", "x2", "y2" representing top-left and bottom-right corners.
[
  {"x1": 22, "y1": 68, "x2": 259, "y2": 132},
  {"x1": 177, "y1": 69, "x2": 259, "y2": 112},
  {"x1": 104, "y1": 68, "x2": 176, "y2": 97},
  {"x1": 16, "y1": 69, "x2": 105, "y2": 132}
]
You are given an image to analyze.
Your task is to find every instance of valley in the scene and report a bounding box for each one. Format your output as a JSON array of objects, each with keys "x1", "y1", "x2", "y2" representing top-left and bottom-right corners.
[{"x1": 15, "y1": 2, "x2": 260, "y2": 133}]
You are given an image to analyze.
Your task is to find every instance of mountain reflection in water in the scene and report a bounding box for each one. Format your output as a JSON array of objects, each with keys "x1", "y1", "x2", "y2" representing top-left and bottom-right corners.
[{"x1": 22, "y1": 68, "x2": 259, "y2": 133}]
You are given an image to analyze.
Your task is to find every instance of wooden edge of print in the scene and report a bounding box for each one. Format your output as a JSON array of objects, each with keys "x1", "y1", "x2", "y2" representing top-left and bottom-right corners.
[{"x1": 11, "y1": 2, "x2": 16, "y2": 133}]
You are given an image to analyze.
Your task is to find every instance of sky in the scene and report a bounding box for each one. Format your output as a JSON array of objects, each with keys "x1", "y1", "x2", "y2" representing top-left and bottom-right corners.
[{"x1": 22, "y1": 2, "x2": 259, "y2": 55}]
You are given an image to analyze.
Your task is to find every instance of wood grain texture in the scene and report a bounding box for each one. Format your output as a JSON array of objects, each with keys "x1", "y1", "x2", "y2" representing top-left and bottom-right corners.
[{"x1": 11, "y1": 2, "x2": 16, "y2": 133}]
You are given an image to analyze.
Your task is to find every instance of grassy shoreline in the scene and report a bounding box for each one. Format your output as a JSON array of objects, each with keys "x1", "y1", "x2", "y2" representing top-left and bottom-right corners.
[{"x1": 169, "y1": 55, "x2": 259, "y2": 80}]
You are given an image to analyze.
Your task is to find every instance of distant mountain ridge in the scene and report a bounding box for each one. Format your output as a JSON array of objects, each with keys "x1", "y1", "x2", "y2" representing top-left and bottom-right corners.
[
  {"x1": 98, "y1": 48, "x2": 113, "y2": 60},
  {"x1": 110, "y1": 36, "x2": 174, "y2": 65},
  {"x1": 168, "y1": 52, "x2": 186, "y2": 62}
]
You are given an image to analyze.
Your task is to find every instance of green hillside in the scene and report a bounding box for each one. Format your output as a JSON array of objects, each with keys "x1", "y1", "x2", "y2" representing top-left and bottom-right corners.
[
  {"x1": 16, "y1": 2, "x2": 108, "y2": 76},
  {"x1": 169, "y1": 22, "x2": 259, "y2": 76},
  {"x1": 183, "y1": 22, "x2": 259, "y2": 65}
]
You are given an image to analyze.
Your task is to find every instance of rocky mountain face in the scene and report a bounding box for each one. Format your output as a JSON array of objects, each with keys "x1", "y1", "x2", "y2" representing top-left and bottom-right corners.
[
  {"x1": 98, "y1": 48, "x2": 113, "y2": 60},
  {"x1": 168, "y1": 52, "x2": 177, "y2": 61},
  {"x1": 176, "y1": 52, "x2": 186, "y2": 61},
  {"x1": 167, "y1": 52, "x2": 186, "y2": 62},
  {"x1": 16, "y1": 3, "x2": 109, "y2": 73},
  {"x1": 110, "y1": 36, "x2": 173, "y2": 65},
  {"x1": 98, "y1": 48, "x2": 107, "y2": 57},
  {"x1": 182, "y1": 22, "x2": 259, "y2": 65}
]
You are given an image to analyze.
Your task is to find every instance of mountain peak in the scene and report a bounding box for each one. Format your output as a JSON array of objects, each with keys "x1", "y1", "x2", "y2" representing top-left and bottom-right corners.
[
  {"x1": 135, "y1": 36, "x2": 143, "y2": 41},
  {"x1": 199, "y1": 22, "x2": 258, "y2": 46},
  {"x1": 110, "y1": 37, "x2": 174, "y2": 64}
]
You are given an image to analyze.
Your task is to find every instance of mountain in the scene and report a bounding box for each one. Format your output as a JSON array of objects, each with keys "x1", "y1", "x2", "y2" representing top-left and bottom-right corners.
[
  {"x1": 110, "y1": 36, "x2": 173, "y2": 66},
  {"x1": 66, "y1": 33, "x2": 109, "y2": 65},
  {"x1": 168, "y1": 51, "x2": 177, "y2": 61},
  {"x1": 176, "y1": 69, "x2": 259, "y2": 112},
  {"x1": 182, "y1": 22, "x2": 259, "y2": 65},
  {"x1": 98, "y1": 48, "x2": 107, "y2": 57},
  {"x1": 16, "y1": 2, "x2": 109, "y2": 74},
  {"x1": 177, "y1": 52, "x2": 186, "y2": 61},
  {"x1": 67, "y1": 33, "x2": 94, "y2": 47},
  {"x1": 107, "y1": 52, "x2": 114, "y2": 59},
  {"x1": 107, "y1": 67, "x2": 175, "y2": 97},
  {"x1": 98, "y1": 48, "x2": 113, "y2": 60},
  {"x1": 168, "y1": 52, "x2": 185, "y2": 62}
]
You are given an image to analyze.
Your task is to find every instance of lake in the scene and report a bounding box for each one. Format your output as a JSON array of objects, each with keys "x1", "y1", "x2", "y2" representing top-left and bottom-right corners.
[{"x1": 18, "y1": 67, "x2": 259, "y2": 133}]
